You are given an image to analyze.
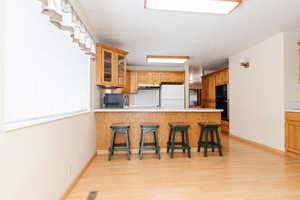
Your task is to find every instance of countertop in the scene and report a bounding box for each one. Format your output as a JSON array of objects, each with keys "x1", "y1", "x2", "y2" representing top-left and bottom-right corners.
[
  {"x1": 285, "y1": 109, "x2": 300, "y2": 113},
  {"x1": 94, "y1": 107, "x2": 223, "y2": 113}
]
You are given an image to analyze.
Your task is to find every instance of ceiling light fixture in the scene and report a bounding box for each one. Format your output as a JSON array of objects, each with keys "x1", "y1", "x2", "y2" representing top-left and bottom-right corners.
[
  {"x1": 144, "y1": 0, "x2": 241, "y2": 15},
  {"x1": 146, "y1": 55, "x2": 189, "y2": 64}
]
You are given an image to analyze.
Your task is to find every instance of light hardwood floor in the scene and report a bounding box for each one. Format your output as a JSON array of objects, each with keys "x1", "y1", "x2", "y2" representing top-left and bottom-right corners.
[{"x1": 65, "y1": 136, "x2": 300, "y2": 200}]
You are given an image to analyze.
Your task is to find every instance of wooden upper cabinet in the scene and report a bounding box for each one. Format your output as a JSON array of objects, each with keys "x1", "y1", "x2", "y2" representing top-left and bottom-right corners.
[
  {"x1": 129, "y1": 71, "x2": 184, "y2": 93},
  {"x1": 208, "y1": 75, "x2": 216, "y2": 108},
  {"x1": 102, "y1": 49, "x2": 115, "y2": 86},
  {"x1": 159, "y1": 72, "x2": 185, "y2": 83},
  {"x1": 130, "y1": 71, "x2": 138, "y2": 93},
  {"x1": 215, "y1": 68, "x2": 229, "y2": 86},
  {"x1": 152, "y1": 72, "x2": 161, "y2": 84},
  {"x1": 116, "y1": 53, "x2": 127, "y2": 87},
  {"x1": 202, "y1": 67, "x2": 228, "y2": 108},
  {"x1": 138, "y1": 71, "x2": 153, "y2": 84},
  {"x1": 96, "y1": 43, "x2": 128, "y2": 87}
]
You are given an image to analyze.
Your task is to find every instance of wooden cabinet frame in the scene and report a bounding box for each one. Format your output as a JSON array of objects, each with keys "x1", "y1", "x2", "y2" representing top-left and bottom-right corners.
[
  {"x1": 101, "y1": 48, "x2": 116, "y2": 86},
  {"x1": 96, "y1": 43, "x2": 128, "y2": 87},
  {"x1": 286, "y1": 112, "x2": 300, "y2": 155},
  {"x1": 115, "y1": 53, "x2": 127, "y2": 87}
]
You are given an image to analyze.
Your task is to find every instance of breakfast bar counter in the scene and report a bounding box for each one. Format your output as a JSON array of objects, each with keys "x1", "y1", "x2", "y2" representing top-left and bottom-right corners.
[{"x1": 95, "y1": 108, "x2": 228, "y2": 153}]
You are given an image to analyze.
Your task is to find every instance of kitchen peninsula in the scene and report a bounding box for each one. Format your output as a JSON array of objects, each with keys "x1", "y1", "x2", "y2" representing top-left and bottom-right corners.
[{"x1": 95, "y1": 108, "x2": 228, "y2": 153}]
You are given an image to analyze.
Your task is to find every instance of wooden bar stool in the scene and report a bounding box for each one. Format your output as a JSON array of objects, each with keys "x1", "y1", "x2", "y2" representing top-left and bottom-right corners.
[
  {"x1": 108, "y1": 123, "x2": 131, "y2": 161},
  {"x1": 139, "y1": 123, "x2": 161, "y2": 160},
  {"x1": 167, "y1": 123, "x2": 191, "y2": 158},
  {"x1": 198, "y1": 123, "x2": 223, "y2": 157}
]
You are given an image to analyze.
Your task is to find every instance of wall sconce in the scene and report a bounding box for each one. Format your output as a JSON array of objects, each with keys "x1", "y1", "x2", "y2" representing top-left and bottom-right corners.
[{"x1": 240, "y1": 58, "x2": 250, "y2": 68}]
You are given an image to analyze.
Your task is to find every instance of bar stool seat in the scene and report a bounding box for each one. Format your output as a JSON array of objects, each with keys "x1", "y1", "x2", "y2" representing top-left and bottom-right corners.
[
  {"x1": 198, "y1": 123, "x2": 223, "y2": 157},
  {"x1": 139, "y1": 123, "x2": 161, "y2": 160},
  {"x1": 108, "y1": 123, "x2": 131, "y2": 161},
  {"x1": 167, "y1": 123, "x2": 191, "y2": 158}
]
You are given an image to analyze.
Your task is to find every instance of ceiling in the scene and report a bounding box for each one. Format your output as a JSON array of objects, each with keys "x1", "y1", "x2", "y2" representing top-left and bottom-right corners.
[{"x1": 78, "y1": 0, "x2": 300, "y2": 71}]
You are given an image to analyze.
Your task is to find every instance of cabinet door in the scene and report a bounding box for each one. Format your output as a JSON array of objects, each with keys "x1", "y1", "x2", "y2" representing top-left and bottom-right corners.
[
  {"x1": 159, "y1": 72, "x2": 184, "y2": 83},
  {"x1": 159, "y1": 72, "x2": 169, "y2": 83},
  {"x1": 152, "y1": 72, "x2": 161, "y2": 84},
  {"x1": 286, "y1": 120, "x2": 300, "y2": 154},
  {"x1": 208, "y1": 75, "x2": 216, "y2": 108},
  {"x1": 130, "y1": 71, "x2": 138, "y2": 93},
  {"x1": 138, "y1": 71, "x2": 153, "y2": 84},
  {"x1": 102, "y1": 49, "x2": 115, "y2": 85},
  {"x1": 96, "y1": 46, "x2": 102, "y2": 85},
  {"x1": 215, "y1": 72, "x2": 222, "y2": 86},
  {"x1": 224, "y1": 69, "x2": 229, "y2": 83},
  {"x1": 116, "y1": 54, "x2": 126, "y2": 87},
  {"x1": 171, "y1": 72, "x2": 185, "y2": 83},
  {"x1": 201, "y1": 76, "x2": 208, "y2": 107}
]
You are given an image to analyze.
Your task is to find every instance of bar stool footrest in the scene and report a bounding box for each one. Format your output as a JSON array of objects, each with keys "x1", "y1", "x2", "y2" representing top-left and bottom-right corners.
[
  {"x1": 142, "y1": 147, "x2": 160, "y2": 151},
  {"x1": 112, "y1": 143, "x2": 127, "y2": 147},
  {"x1": 143, "y1": 143, "x2": 156, "y2": 146},
  {"x1": 111, "y1": 148, "x2": 130, "y2": 152},
  {"x1": 172, "y1": 146, "x2": 191, "y2": 150}
]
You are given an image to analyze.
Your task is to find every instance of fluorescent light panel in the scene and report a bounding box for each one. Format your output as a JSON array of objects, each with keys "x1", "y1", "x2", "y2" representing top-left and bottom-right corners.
[
  {"x1": 146, "y1": 56, "x2": 189, "y2": 64},
  {"x1": 145, "y1": 0, "x2": 241, "y2": 14}
]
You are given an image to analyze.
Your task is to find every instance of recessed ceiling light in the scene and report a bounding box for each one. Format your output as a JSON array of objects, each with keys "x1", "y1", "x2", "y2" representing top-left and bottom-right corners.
[
  {"x1": 144, "y1": 0, "x2": 241, "y2": 14},
  {"x1": 146, "y1": 55, "x2": 189, "y2": 64}
]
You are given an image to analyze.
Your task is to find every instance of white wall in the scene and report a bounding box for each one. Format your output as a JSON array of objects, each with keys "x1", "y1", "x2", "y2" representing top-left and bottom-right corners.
[
  {"x1": 229, "y1": 33, "x2": 285, "y2": 151},
  {"x1": 0, "y1": 1, "x2": 97, "y2": 200},
  {"x1": 0, "y1": 113, "x2": 96, "y2": 200},
  {"x1": 283, "y1": 31, "x2": 300, "y2": 108}
]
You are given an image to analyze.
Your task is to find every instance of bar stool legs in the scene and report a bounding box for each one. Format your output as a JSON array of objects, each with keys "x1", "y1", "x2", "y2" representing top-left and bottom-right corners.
[
  {"x1": 139, "y1": 125, "x2": 161, "y2": 160},
  {"x1": 108, "y1": 124, "x2": 131, "y2": 161},
  {"x1": 167, "y1": 123, "x2": 191, "y2": 159},
  {"x1": 198, "y1": 123, "x2": 223, "y2": 157}
]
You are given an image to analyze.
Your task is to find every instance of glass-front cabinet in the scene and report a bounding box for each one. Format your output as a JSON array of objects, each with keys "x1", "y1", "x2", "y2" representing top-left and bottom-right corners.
[
  {"x1": 96, "y1": 43, "x2": 128, "y2": 87},
  {"x1": 102, "y1": 49, "x2": 114, "y2": 85},
  {"x1": 116, "y1": 54, "x2": 126, "y2": 87}
]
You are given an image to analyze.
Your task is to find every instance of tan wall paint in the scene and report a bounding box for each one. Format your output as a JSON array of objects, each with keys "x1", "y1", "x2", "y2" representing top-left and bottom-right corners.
[
  {"x1": 283, "y1": 31, "x2": 300, "y2": 107},
  {"x1": 1, "y1": 113, "x2": 96, "y2": 200},
  {"x1": 229, "y1": 33, "x2": 285, "y2": 151}
]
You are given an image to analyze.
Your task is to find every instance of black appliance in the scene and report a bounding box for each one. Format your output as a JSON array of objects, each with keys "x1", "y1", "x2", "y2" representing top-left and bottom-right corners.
[
  {"x1": 103, "y1": 94, "x2": 126, "y2": 108},
  {"x1": 216, "y1": 85, "x2": 229, "y2": 121}
]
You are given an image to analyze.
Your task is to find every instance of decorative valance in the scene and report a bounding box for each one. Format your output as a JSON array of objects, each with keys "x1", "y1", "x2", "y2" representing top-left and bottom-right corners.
[{"x1": 38, "y1": 0, "x2": 96, "y2": 57}]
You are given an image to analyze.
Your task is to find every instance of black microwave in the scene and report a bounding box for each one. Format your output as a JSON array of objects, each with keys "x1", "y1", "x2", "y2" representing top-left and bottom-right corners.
[{"x1": 103, "y1": 94, "x2": 125, "y2": 108}]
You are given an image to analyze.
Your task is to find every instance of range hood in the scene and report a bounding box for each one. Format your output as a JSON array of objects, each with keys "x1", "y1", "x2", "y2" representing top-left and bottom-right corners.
[{"x1": 138, "y1": 84, "x2": 160, "y2": 90}]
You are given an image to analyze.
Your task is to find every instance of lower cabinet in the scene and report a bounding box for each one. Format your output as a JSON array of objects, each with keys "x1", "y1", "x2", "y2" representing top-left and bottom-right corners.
[
  {"x1": 221, "y1": 120, "x2": 229, "y2": 134},
  {"x1": 286, "y1": 112, "x2": 300, "y2": 154}
]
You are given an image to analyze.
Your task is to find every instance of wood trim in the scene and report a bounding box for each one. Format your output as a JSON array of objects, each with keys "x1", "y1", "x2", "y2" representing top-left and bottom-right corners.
[
  {"x1": 147, "y1": 55, "x2": 189, "y2": 60},
  {"x1": 96, "y1": 43, "x2": 128, "y2": 55},
  {"x1": 101, "y1": 48, "x2": 116, "y2": 86},
  {"x1": 202, "y1": 67, "x2": 229, "y2": 78},
  {"x1": 285, "y1": 151, "x2": 300, "y2": 160},
  {"x1": 128, "y1": 70, "x2": 185, "y2": 73},
  {"x1": 230, "y1": 134, "x2": 285, "y2": 156},
  {"x1": 60, "y1": 153, "x2": 97, "y2": 200}
]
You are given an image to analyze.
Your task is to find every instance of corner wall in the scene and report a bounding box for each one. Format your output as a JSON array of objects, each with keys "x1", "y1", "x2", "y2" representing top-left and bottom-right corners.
[
  {"x1": 283, "y1": 31, "x2": 300, "y2": 108},
  {"x1": 229, "y1": 33, "x2": 285, "y2": 151}
]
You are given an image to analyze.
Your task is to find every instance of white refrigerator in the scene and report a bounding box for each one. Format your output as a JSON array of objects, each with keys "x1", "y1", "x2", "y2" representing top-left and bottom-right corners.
[{"x1": 160, "y1": 84, "x2": 185, "y2": 109}]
